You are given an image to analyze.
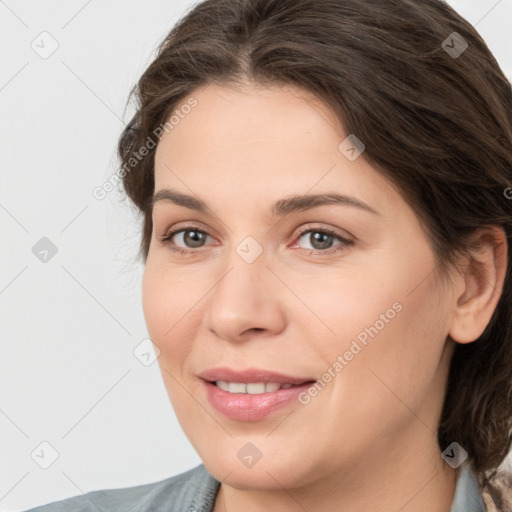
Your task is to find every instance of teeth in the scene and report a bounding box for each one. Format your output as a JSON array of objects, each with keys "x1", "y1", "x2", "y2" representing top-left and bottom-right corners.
[
  {"x1": 215, "y1": 381, "x2": 289, "y2": 394},
  {"x1": 216, "y1": 381, "x2": 230, "y2": 392},
  {"x1": 246, "y1": 383, "x2": 266, "y2": 394},
  {"x1": 229, "y1": 382, "x2": 247, "y2": 393}
]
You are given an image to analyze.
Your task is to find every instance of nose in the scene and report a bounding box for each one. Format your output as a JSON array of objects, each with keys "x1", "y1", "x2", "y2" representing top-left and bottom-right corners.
[{"x1": 204, "y1": 248, "x2": 286, "y2": 343}]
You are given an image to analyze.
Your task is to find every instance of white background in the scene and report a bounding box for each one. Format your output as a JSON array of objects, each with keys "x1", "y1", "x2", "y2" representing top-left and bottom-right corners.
[{"x1": 1, "y1": 1, "x2": 511, "y2": 510}]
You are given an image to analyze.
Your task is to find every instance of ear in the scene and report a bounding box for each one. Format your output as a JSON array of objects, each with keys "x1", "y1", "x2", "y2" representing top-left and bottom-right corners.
[{"x1": 448, "y1": 226, "x2": 508, "y2": 344}]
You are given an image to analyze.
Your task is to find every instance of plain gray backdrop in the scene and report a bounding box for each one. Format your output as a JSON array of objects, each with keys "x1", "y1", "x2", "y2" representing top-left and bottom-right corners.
[{"x1": 1, "y1": 1, "x2": 511, "y2": 510}]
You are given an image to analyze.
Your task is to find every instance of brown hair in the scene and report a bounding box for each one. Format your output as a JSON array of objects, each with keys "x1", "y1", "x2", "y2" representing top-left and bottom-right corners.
[{"x1": 117, "y1": 0, "x2": 512, "y2": 492}]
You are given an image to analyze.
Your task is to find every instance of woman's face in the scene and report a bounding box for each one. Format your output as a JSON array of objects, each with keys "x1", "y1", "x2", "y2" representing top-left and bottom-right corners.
[{"x1": 142, "y1": 81, "x2": 458, "y2": 489}]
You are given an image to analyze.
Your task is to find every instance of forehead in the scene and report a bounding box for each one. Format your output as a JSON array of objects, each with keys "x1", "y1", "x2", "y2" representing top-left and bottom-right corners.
[
  {"x1": 154, "y1": 81, "x2": 344, "y2": 166},
  {"x1": 152, "y1": 82, "x2": 396, "y2": 217}
]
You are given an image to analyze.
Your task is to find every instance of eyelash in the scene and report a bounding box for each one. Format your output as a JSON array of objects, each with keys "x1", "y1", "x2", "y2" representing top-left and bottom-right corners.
[{"x1": 158, "y1": 224, "x2": 354, "y2": 256}]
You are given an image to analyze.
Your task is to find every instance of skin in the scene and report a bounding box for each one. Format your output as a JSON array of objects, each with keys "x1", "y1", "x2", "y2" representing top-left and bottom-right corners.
[{"x1": 142, "y1": 81, "x2": 508, "y2": 512}]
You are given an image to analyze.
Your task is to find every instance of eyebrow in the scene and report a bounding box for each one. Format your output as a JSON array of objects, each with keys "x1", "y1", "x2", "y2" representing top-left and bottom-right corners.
[{"x1": 151, "y1": 188, "x2": 380, "y2": 216}]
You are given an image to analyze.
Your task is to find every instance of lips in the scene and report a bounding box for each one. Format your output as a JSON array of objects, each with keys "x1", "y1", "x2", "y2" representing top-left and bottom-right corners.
[
  {"x1": 198, "y1": 367, "x2": 317, "y2": 421},
  {"x1": 198, "y1": 367, "x2": 315, "y2": 385}
]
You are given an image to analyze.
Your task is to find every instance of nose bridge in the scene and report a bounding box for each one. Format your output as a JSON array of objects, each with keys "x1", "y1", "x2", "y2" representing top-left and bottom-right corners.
[
  {"x1": 214, "y1": 235, "x2": 269, "y2": 311},
  {"x1": 204, "y1": 234, "x2": 285, "y2": 341}
]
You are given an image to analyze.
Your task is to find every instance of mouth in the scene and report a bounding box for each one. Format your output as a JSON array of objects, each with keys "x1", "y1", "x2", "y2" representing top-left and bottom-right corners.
[
  {"x1": 213, "y1": 381, "x2": 309, "y2": 394},
  {"x1": 198, "y1": 367, "x2": 316, "y2": 385},
  {"x1": 198, "y1": 367, "x2": 317, "y2": 421}
]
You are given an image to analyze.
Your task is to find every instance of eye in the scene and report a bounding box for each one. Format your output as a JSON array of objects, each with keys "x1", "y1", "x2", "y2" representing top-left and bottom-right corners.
[
  {"x1": 158, "y1": 224, "x2": 354, "y2": 256},
  {"x1": 292, "y1": 226, "x2": 354, "y2": 254},
  {"x1": 159, "y1": 226, "x2": 213, "y2": 253}
]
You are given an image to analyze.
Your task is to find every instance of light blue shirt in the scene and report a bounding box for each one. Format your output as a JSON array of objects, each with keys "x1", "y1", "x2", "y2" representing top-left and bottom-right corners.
[
  {"x1": 450, "y1": 460, "x2": 488, "y2": 512},
  {"x1": 23, "y1": 460, "x2": 486, "y2": 511}
]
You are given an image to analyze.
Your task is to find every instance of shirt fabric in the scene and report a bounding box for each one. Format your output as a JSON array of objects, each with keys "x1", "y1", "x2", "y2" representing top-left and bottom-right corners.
[{"x1": 23, "y1": 460, "x2": 487, "y2": 512}]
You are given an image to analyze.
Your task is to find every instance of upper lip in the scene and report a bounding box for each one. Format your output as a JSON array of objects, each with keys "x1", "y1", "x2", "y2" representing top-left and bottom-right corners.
[{"x1": 198, "y1": 367, "x2": 316, "y2": 385}]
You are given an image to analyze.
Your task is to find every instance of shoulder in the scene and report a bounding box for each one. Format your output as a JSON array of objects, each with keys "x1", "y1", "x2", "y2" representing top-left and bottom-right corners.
[{"x1": 22, "y1": 464, "x2": 220, "y2": 512}]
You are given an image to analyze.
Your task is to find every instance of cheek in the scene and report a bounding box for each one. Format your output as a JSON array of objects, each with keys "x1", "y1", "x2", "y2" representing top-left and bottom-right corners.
[
  {"x1": 333, "y1": 278, "x2": 450, "y2": 426},
  {"x1": 142, "y1": 265, "x2": 193, "y2": 361},
  {"x1": 313, "y1": 263, "x2": 450, "y2": 412},
  {"x1": 142, "y1": 265, "x2": 200, "y2": 422},
  {"x1": 292, "y1": 269, "x2": 403, "y2": 361},
  {"x1": 141, "y1": 266, "x2": 167, "y2": 341}
]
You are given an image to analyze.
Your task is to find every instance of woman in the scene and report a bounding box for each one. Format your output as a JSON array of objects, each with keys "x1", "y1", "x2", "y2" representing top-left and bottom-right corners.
[{"x1": 25, "y1": 0, "x2": 512, "y2": 510}]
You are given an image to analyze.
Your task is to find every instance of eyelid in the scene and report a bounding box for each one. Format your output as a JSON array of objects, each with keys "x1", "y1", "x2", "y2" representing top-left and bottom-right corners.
[
  {"x1": 292, "y1": 224, "x2": 353, "y2": 243},
  {"x1": 160, "y1": 220, "x2": 212, "y2": 239}
]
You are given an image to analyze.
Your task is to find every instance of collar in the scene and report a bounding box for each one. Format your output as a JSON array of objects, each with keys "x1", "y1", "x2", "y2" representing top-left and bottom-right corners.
[{"x1": 450, "y1": 460, "x2": 487, "y2": 512}]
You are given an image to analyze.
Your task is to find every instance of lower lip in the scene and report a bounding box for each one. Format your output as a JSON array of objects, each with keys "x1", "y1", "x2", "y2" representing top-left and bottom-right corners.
[{"x1": 202, "y1": 380, "x2": 314, "y2": 422}]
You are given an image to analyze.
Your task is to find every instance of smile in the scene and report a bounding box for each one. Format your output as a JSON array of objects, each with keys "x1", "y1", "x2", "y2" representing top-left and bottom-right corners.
[{"x1": 214, "y1": 381, "x2": 302, "y2": 393}]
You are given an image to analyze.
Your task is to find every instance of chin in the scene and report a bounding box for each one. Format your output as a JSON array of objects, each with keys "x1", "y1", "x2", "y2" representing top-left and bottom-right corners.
[{"x1": 201, "y1": 451, "x2": 315, "y2": 491}]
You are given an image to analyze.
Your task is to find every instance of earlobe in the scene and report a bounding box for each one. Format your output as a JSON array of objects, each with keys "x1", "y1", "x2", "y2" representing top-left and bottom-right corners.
[{"x1": 448, "y1": 226, "x2": 508, "y2": 344}]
